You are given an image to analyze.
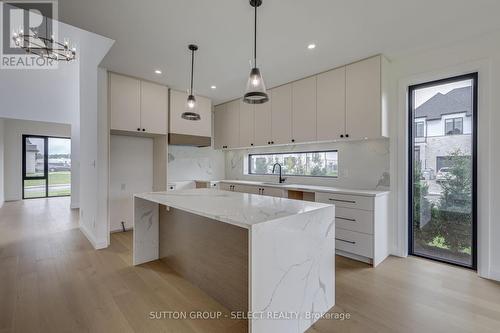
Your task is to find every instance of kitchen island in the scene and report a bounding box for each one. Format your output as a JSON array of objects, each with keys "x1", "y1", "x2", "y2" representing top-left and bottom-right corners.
[{"x1": 134, "y1": 188, "x2": 335, "y2": 333}]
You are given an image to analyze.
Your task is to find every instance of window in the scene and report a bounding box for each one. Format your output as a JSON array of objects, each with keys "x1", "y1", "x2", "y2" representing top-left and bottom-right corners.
[
  {"x1": 248, "y1": 150, "x2": 338, "y2": 178},
  {"x1": 415, "y1": 121, "x2": 425, "y2": 137},
  {"x1": 445, "y1": 117, "x2": 463, "y2": 135},
  {"x1": 408, "y1": 73, "x2": 477, "y2": 269}
]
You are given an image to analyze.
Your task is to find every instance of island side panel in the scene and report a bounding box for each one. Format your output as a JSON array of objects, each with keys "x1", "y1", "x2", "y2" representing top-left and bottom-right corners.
[
  {"x1": 133, "y1": 196, "x2": 159, "y2": 265},
  {"x1": 159, "y1": 206, "x2": 249, "y2": 313},
  {"x1": 250, "y1": 206, "x2": 335, "y2": 333}
]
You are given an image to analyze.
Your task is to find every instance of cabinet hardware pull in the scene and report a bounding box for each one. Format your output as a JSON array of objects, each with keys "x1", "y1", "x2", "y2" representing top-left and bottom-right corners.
[
  {"x1": 340, "y1": 134, "x2": 344, "y2": 138},
  {"x1": 271, "y1": 141, "x2": 274, "y2": 144},
  {"x1": 328, "y1": 198, "x2": 356, "y2": 204},
  {"x1": 291, "y1": 139, "x2": 295, "y2": 142},
  {"x1": 137, "y1": 128, "x2": 141, "y2": 131},
  {"x1": 335, "y1": 238, "x2": 356, "y2": 245},
  {"x1": 268, "y1": 141, "x2": 270, "y2": 144},
  {"x1": 251, "y1": 143, "x2": 254, "y2": 146},
  {"x1": 345, "y1": 134, "x2": 349, "y2": 138},
  {"x1": 142, "y1": 128, "x2": 145, "y2": 131},
  {"x1": 337, "y1": 217, "x2": 356, "y2": 222}
]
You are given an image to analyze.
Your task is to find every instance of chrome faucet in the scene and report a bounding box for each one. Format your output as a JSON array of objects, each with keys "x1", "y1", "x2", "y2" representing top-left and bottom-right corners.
[{"x1": 272, "y1": 163, "x2": 286, "y2": 184}]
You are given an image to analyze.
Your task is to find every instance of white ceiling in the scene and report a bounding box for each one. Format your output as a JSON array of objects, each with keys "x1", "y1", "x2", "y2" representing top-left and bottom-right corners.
[{"x1": 59, "y1": 0, "x2": 500, "y2": 104}]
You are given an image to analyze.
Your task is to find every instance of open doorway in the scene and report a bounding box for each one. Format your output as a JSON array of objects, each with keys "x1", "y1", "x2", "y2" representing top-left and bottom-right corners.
[{"x1": 22, "y1": 135, "x2": 71, "y2": 199}]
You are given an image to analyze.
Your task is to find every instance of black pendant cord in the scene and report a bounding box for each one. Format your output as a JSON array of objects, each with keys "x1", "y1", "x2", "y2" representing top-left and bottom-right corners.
[
  {"x1": 254, "y1": 4, "x2": 257, "y2": 68},
  {"x1": 190, "y1": 48, "x2": 195, "y2": 95}
]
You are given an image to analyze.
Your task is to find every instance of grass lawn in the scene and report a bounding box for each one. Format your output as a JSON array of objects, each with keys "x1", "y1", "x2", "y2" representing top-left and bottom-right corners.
[{"x1": 25, "y1": 171, "x2": 71, "y2": 186}]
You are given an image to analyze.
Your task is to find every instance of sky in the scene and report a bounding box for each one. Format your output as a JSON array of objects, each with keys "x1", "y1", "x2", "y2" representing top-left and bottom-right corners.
[
  {"x1": 414, "y1": 79, "x2": 472, "y2": 108},
  {"x1": 29, "y1": 137, "x2": 71, "y2": 155}
]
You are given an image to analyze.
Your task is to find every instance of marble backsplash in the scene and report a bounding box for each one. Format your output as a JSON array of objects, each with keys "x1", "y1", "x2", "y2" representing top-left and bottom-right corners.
[
  {"x1": 225, "y1": 139, "x2": 390, "y2": 190},
  {"x1": 168, "y1": 145, "x2": 225, "y2": 181}
]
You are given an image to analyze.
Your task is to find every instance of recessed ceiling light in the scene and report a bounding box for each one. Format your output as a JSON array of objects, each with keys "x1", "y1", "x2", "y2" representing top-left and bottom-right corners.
[
  {"x1": 307, "y1": 43, "x2": 316, "y2": 50},
  {"x1": 211, "y1": 85, "x2": 217, "y2": 89},
  {"x1": 154, "y1": 69, "x2": 162, "y2": 74}
]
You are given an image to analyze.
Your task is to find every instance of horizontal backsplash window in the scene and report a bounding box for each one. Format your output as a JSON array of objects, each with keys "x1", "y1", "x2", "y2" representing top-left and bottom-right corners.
[{"x1": 248, "y1": 150, "x2": 338, "y2": 178}]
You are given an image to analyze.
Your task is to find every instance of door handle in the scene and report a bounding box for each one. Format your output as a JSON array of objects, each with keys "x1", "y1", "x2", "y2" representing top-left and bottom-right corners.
[
  {"x1": 337, "y1": 217, "x2": 356, "y2": 222},
  {"x1": 328, "y1": 198, "x2": 356, "y2": 204},
  {"x1": 335, "y1": 238, "x2": 356, "y2": 245}
]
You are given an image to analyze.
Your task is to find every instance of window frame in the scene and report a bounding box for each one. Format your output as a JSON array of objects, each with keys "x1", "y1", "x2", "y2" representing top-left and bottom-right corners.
[
  {"x1": 445, "y1": 117, "x2": 464, "y2": 135},
  {"x1": 247, "y1": 149, "x2": 339, "y2": 178},
  {"x1": 415, "y1": 121, "x2": 425, "y2": 138},
  {"x1": 408, "y1": 72, "x2": 477, "y2": 270}
]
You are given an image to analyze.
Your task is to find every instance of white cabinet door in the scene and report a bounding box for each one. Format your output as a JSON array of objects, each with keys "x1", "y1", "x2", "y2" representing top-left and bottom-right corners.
[
  {"x1": 110, "y1": 73, "x2": 141, "y2": 132},
  {"x1": 292, "y1": 76, "x2": 317, "y2": 143},
  {"x1": 140, "y1": 81, "x2": 168, "y2": 135},
  {"x1": 254, "y1": 100, "x2": 272, "y2": 146},
  {"x1": 224, "y1": 100, "x2": 240, "y2": 149},
  {"x1": 346, "y1": 56, "x2": 381, "y2": 140},
  {"x1": 317, "y1": 67, "x2": 346, "y2": 141},
  {"x1": 170, "y1": 90, "x2": 212, "y2": 137},
  {"x1": 214, "y1": 104, "x2": 226, "y2": 149},
  {"x1": 239, "y1": 100, "x2": 255, "y2": 148},
  {"x1": 260, "y1": 186, "x2": 284, "y2": 198},
  {"x1": 271, "y1": 84, "x2": 292, "y2": 145}
]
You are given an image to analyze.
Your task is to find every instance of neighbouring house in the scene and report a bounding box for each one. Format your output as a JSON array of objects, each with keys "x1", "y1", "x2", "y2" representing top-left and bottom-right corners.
[
  {"x1": 25, "y1": 139, "x2": 39, "y2": 175},
  {"x1": 414, "y1": 86, "x2": 473, "y2": 175}
]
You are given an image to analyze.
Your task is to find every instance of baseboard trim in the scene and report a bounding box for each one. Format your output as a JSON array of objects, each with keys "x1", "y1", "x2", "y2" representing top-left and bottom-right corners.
[
  {"x1": 79, "y1": 223, "x2": 108, "y2": 250},
  {"x1": 110, "y1": 227, "x2": 133, "y2": 234},
  {"x1": 488, "y1": 269, "x2": 500, "y2": 282}
]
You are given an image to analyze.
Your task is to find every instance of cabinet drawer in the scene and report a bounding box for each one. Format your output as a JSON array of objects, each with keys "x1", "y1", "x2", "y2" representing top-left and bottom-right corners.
[
  {"x1": 336, "y1": 207, "x2": 373, "y2": 234},
  {"x1": 335, "y1": 228, "x2": 373, "y2": 258},
  {"x1": 316, "y1": 192, "x2": 374, "y2": 211}
]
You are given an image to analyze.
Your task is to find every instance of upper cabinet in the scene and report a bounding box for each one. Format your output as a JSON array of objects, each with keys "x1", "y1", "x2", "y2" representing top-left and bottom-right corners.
[
  {"x1": 346, "y1": 55, "x2": 388, "y2": 139},
  {"x1": 253, "y1": 100, "x2": 272, "y2": 146},
  {"x1": 317, "y1": 66, "x2": 346, "y2": 141},
  {"x1": 140, "y1": 81, "x2": 168, "y2": 135},
  {"x1": 213, "y1": 55, "x2": 388, "y2": 149},
  {"x1": 214, "y1": 100, "x2": 239, "y2": 149},
  {"x1": 292, "y1": 76, "x2": 317, "y2": 143},
  {"x1": 169, "y1": 90, "x2": 212, "y2": 139},
  {"x1": 109, "y1": 72, "x2": 168, "y2": 135},
  {"x1": 110, "y1": 73, "x2": 141, "y2": 132},
  {"x1": 271, "y1": 84, "x2": 293, "y2": 145},
  {"x1": 239, "y1": 100, "x2": 255, "y2": 147}
]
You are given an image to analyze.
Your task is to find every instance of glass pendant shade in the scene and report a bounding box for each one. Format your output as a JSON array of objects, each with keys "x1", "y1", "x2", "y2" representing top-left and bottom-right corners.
[
  {"x1": 186, "y1": 94, "x2": 196, "y2": 109},
  {"x1": 243, "y1": 67, "x2": 269, "y2": 104},
  {"x1": 182, "y1": 44, "x2": 201, "y2": 121}
]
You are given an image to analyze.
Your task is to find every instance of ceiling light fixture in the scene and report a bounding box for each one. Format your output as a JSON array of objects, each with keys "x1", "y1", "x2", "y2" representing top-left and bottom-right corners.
[
  {"x1": 182, "y1": 44, "x2": 201, "y2": 121},
  {"x1": 12, "y1": 21, "x2": 76, "y2": 62},
  {"x1": 154, "y1": 69, "x2": 162, "y2": 74},
  {"x1": 307, "y1": 43, "x2": 316, "y2": 50},
  {"x1": 243, "y1": 0, "x2": 269, "y2": 104},
  {"x1": 211, "y1": 85, "x2": 217, "y2": 89}
]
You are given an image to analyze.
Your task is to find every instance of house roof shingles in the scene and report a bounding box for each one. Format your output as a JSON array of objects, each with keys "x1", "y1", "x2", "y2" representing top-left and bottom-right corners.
[{"x1": 415, "y1": 86, "x2": 472, "y2": 120}]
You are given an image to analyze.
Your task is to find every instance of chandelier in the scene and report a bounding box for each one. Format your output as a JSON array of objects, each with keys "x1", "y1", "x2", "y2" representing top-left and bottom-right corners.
[{"x1": 12, "y1": 28, "x2": 76, "y2": 62}]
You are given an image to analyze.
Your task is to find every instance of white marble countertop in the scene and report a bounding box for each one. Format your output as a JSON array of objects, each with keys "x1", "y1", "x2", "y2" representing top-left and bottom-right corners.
[
  {"x1": 135, "y1": 188, "x2": 332, "y2": 229},
  {"x1": 219, "y1": 179, "x2": 389, "y2": 197}
]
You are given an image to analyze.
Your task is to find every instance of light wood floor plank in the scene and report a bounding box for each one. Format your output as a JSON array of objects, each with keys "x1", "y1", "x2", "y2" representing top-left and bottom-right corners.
[{"x1": 1, "y1": 197, "x2": 499, "y2": 333}]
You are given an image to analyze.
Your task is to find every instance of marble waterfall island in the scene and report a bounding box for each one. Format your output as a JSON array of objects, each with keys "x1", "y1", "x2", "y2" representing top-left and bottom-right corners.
[{"x1": 134, "y1": 188, "x2": 335, "y2": 333}]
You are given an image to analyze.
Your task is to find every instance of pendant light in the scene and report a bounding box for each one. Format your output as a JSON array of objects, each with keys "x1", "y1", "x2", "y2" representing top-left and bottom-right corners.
[
  {"x1": 182, "y1": 44, "x2": 201, "y2": 121},
  {"x1": 243, "y1": 0, "x2": 269, "y2": 104}
]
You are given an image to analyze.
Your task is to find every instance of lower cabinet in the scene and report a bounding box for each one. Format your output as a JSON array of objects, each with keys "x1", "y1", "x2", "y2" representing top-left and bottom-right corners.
[
  {"x1": 315, "y1": 191, "x2": 389, "y2": 267},
  {"x1": 220, "y1": 183, "x2": 285, "y2": 198}
]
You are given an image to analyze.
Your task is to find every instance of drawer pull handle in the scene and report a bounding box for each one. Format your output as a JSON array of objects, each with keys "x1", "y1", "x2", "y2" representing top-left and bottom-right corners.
[
  {"x1": 337, "y1": 217, "x2": 356, "y2": 222},
  {"x1": 335, "y1": 238, "x2": 356, "y2": 245},
  {"x1": 329, "y1": 198, "x2": 356, "y2": 204}
]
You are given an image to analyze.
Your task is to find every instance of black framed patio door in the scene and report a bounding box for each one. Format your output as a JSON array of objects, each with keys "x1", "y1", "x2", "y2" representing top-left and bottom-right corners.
[
  {"x1": 22, "y1": 135, "x2": 71, "y2": 199},
  {"x1": 408, "y1": 73, "x2": 477, "y2": 269}
]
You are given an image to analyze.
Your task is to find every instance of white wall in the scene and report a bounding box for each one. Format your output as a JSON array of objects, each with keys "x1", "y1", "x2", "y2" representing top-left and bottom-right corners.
[
  {"x1": 0, "y1": 53, "x2": 80, "y2": 208},
  {"x1": 225, "y1": 139, "x2": 390, "y2": 190},
  {"x1": 168, "y1": 145, "x2": 225, "y2": 182},
  {"x1": 0, "y1": 119, "x2": 4, "y2": 205},
  {"x1": 2, "y1": 119, "x2": 71, "y2": 201},
  {"x1": 110, "y1": 135, "x2": 153, "y2": 232},
  {"x1": 390, "y1": 29, "x2": 500, "y2": 281}
]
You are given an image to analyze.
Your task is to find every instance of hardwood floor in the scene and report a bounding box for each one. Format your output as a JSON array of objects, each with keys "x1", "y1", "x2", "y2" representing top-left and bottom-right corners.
[{"x1": 1, "y1": 197, "x2": 499, "y2": 333}]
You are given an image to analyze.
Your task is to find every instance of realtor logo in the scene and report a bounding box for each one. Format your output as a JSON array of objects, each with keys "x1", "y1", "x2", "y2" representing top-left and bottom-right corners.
[{"x1": 1, "y1": 0, "x2": 59, "y2": 69}]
